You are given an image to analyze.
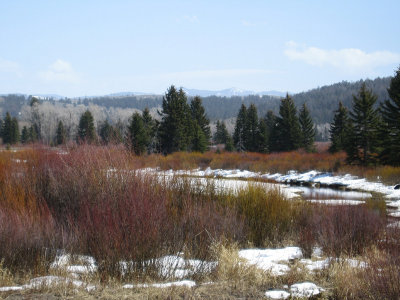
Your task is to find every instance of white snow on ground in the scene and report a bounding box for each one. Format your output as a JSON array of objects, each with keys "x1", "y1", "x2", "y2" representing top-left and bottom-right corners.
[
  {"x1": 123, "y1": 280, "x2": 196, "y2": 289},
  {"x1": 300, "y1": 258, "x2": 331, "y2": 271},
  {"x1": 307, "y1": 199, "x2": 364, "y2": 205},
  {"x1": 0, "y1": 276, "x2": 96, "y2": 292},
  {"x1": 141, "y1": 167, "x2": 400, "y2": 200},
  {"x1": 238, "y1": 247, "x2": 302, "y2": 275},
  {"x1": 150, "y1": 255, "x2": 216, "y2": 278},
  {"x1": 263, "y1": 170, "x2": 400, "y2": 201},
  {"x1": 265, "y1": 282, "x2": 324, "y2": 299},
  {"x1": 139, "y1": 168, "x2": 303, "y2": 199},
  {"x1": 290, "y1": 282, "x2": 323, "y2": 297},
  {"x1": 265, "y1": 290, "x2": 290, "y2": 299},
  {"x1": 50, "y1": 253, "x2": 97, "y2": 274}
]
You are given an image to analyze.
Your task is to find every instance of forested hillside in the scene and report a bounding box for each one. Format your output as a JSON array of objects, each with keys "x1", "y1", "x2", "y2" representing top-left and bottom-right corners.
[{"x1": 0, "y1": 77, "x2": 391, "y2": 124}]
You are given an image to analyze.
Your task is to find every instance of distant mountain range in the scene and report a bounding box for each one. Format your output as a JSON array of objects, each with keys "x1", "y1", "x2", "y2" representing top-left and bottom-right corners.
[
  {"x1": 14, "y1": 88, "x2": 286, "y2": 99},
  {"x1": 182, "y1": 88, "x2": 286, "y2": 98}
]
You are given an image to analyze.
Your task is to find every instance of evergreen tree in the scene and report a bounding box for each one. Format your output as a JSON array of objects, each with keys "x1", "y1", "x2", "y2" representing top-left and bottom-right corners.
[
  {"x1": 213, "y1": 121, "x2": 228, "y2": 144},
  {"x1": 380, "y1": 67, "x2": 400, "y2": 165},
  {"x1": 349, "y1": 83, "x2": 380, "y2": 165},
  {"x1": 190, "y1": 96, "x2": 211, "y2": 142},
  {"x1": 329, "y1": 102, "x2": 350, "y2": 153},
  {"x1": 274, "y1": 94, "x2": 301, "y2": 151},
  {"x1": 191, "y1": 122, "x2": 207, "y2": 153},
  {"x1": 77, "y1": 110, "x2": 96, "y2": 143},
  {"x1": 159, "y1": 86, "x2": 192, "y2": 154},
  {"x1": 257, "y1": 119, "x2": 269, "y2": 153},
  {"x1": 264, "y1": 110, "x2": 278, "y2": 152},
  {"x1": 127, "y1": 112, "x2": 148, "y2": 155},
  {"x1": 224, "y1": 134, "x2": 234, "y2": 152},
  {"x1": 10, "y1": 117, "x2": 19, "y2": 144},
  {"x1": 56, "y1": 120, "x2": 66, "y2": 145},
  {"x1": 21, "y1": 126, "x2": 29, "y2": 144},
  {"x1": 30, "y1": 97, "x2": 42, "y2": 141},
  {"x1": 99, "y1": 120, "x2": 115, "y2": 145},
  {"x1": 299, "y1": 103, "x2": 315, "y2": 152},
  {"x1": 0, "y1": 119, "x2": 3, "y2": 139},
  {"x1": 233, "y1": 104, "x2": 248, "y2": 151},
  {"x1": 142, "y1": 108, "x2": 157, "y2": 153},
  {"x1": 245, "y1": 103, "x2": 259, "y2": 152},
  {"x1": 2, "y1": 112, "x2": 13, "y2": 144},
  {"x1": 28, "y1": 125, "x2": 37, "y2": 143}
]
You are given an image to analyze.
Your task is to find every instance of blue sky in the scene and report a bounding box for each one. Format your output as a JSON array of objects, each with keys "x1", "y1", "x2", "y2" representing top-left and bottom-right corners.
[{"x1": 0, "y1": 0, "x2": 399, "y2": 97}]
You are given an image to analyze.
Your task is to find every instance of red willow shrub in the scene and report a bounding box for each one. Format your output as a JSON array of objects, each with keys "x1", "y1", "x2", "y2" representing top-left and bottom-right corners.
[
  {"x1": 297, "y1": 204, "x2": 386, "y2": 258},
  {"x1": 0, "y1": 145, "x2": 246, "y2": 279}
]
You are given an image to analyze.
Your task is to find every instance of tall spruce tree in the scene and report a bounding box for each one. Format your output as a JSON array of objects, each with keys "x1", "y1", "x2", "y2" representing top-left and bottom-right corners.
[
  {"x1": 2, "y1": 112, "x2": 13, "y2": 144},
  {"x1": 10, "y1": 117, "x2": 19, "y2": 144},
  {"x1": 299, "y1": 103, "x2": 315, "y2": 152},
  {"x1": 329, "y1": 102, "x2": 350, "y2": 153},
  {"x1": 349, "y1": 83, "x2": 380, "y2": 165},
  {"x1": 380, "y1": 66, "x2": 400, "y2": 165},
  {"x1": 99, "y1": 120, "x2": 114, "y2": 145},
  {"x1": 142, "y1": 108, "x2": 157, "y2": 153},
  {"x1": 245, "y1": 104, "x2": 259, "y2": 152},
  {"x1": 21, "y1": 126, "x2": 29, "y2": 144},
  {"x1": 233, "y1": 104, "x2": 248, "y2": 151},
  {"x1": 264, "y1": 110, "x2": 278, "y2": 152},
  {"x1": 127, "y1": 112, "x2": 148, "y2": 155},
  {"x1": 191, "y1": 122, "x2": 207, "y2": 153},
  {"x1": 56, "y1": 120, "x2": 66, "y2": 145},
  {"x1": 159, "y1": 86, "x2": 192, "y2": 154},
  {"x1": 77, "y1": 110, "x2": 96, "y2": 143},
  {"x1": 190, "y1": 96, "x2": 211, "y2": 142},
  {"x1": 257, "y1": 119, "x2": 269, "y2": 153},
  {"x1": 274, "y1": 94, "x2": 301, "y2": 152},
  {"x1": 213, "y1": 121, "x2": 228, "y2": 144}
]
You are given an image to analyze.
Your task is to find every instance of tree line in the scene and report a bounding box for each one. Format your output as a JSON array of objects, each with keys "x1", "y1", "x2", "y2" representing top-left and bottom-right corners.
[
  {"x1": 328, "y1": 67, "x2": 400, "y2": 166},
  {"x1": 1, "y1": 67, "x2": 399, "y2": 167}
]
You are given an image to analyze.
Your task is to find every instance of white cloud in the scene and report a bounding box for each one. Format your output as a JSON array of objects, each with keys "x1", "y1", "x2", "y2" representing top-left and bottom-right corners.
[
  {"x1": 39, "y1": 59, "x2": 80, "y2": 83},
  {"x1": 284, "y1": 41, "x2": 400, "y2": 71},
  {"x1": 0, "y1": 58, "x2": 22, "y2": 77},
  {"x1": 241, "y1": 20, "x2": 256, "y2": 27},
  {"x1": 183, "y1": 15, "x2": 199, "y2": 23}
]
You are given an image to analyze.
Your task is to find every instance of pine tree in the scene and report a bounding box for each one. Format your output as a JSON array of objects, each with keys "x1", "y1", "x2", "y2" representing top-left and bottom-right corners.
[
  {"x1": 349, "y1": 83, "x2": 380, "y2": 165},
  {"x1": 56, "y1": 120, "x2": 66, "y2": 145},
  {"x1": 299, "y1": 103, "x2": 315, "y2": 152},
  {"x1": 274, "y1": 94, "x2": 301, "y2": 151},
  {"x1": 264, "y1": 110, "x2": 278, "y2": 152},
  {"x1": 77, "y1": 110, "x2": 96, "y2": 143},
  {"x1": 2, "y1": 112, "x2": 13, "y2": 144},
  {"x1": 224, "y1": 134, "x2": 234, "y2": 152},
  {"x1": 29, "y1": 125, "x2": 37, "y2": 143},
  {"x1": 329, "y1": 102, "x2": 349, "y2": 153},
  {"x1": 257, "y1": 119, "x2": 269, "y2": 153},
  {"x1": 0, "y1": 119, "x2": 3, "y2": 139},
  {"x1": 191, "y1": 123, "x2": 207, "y2": 153},
  {"x1": 159, "y1": 86, "x2": 192, "y2": 154},
  {"x1": 233, "y1": 104, "x2": 248, "y2": 151},
  {"x1": 245, "y1": 103, "x2": 259, "y2": 152},
  {"x1": 127, "y1": 112, "x2": 148, "y2": 155},
  {"x1": 99, "y1": 120, "x2": 115, "y2": 145},
  {"x1": 380, "y1": 66, "x2": 400, "y2": 165},
  {"x1": 10, "y1": 117, "x2": 19, "y2": 144},
  {"x1": 21, "y1": 126, "x2": 29, "y2": 144},
  {"x1": 190, "y1": 96, "x2": 211, "y2": 142},
  {"x1": 142, "y1": 108, "x2": 157, "y2": 153}
]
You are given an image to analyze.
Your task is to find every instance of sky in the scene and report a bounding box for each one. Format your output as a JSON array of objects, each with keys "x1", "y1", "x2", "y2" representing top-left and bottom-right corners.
[{"x1": 0, "y1": 0, "x2": 399, "y2": 97}]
